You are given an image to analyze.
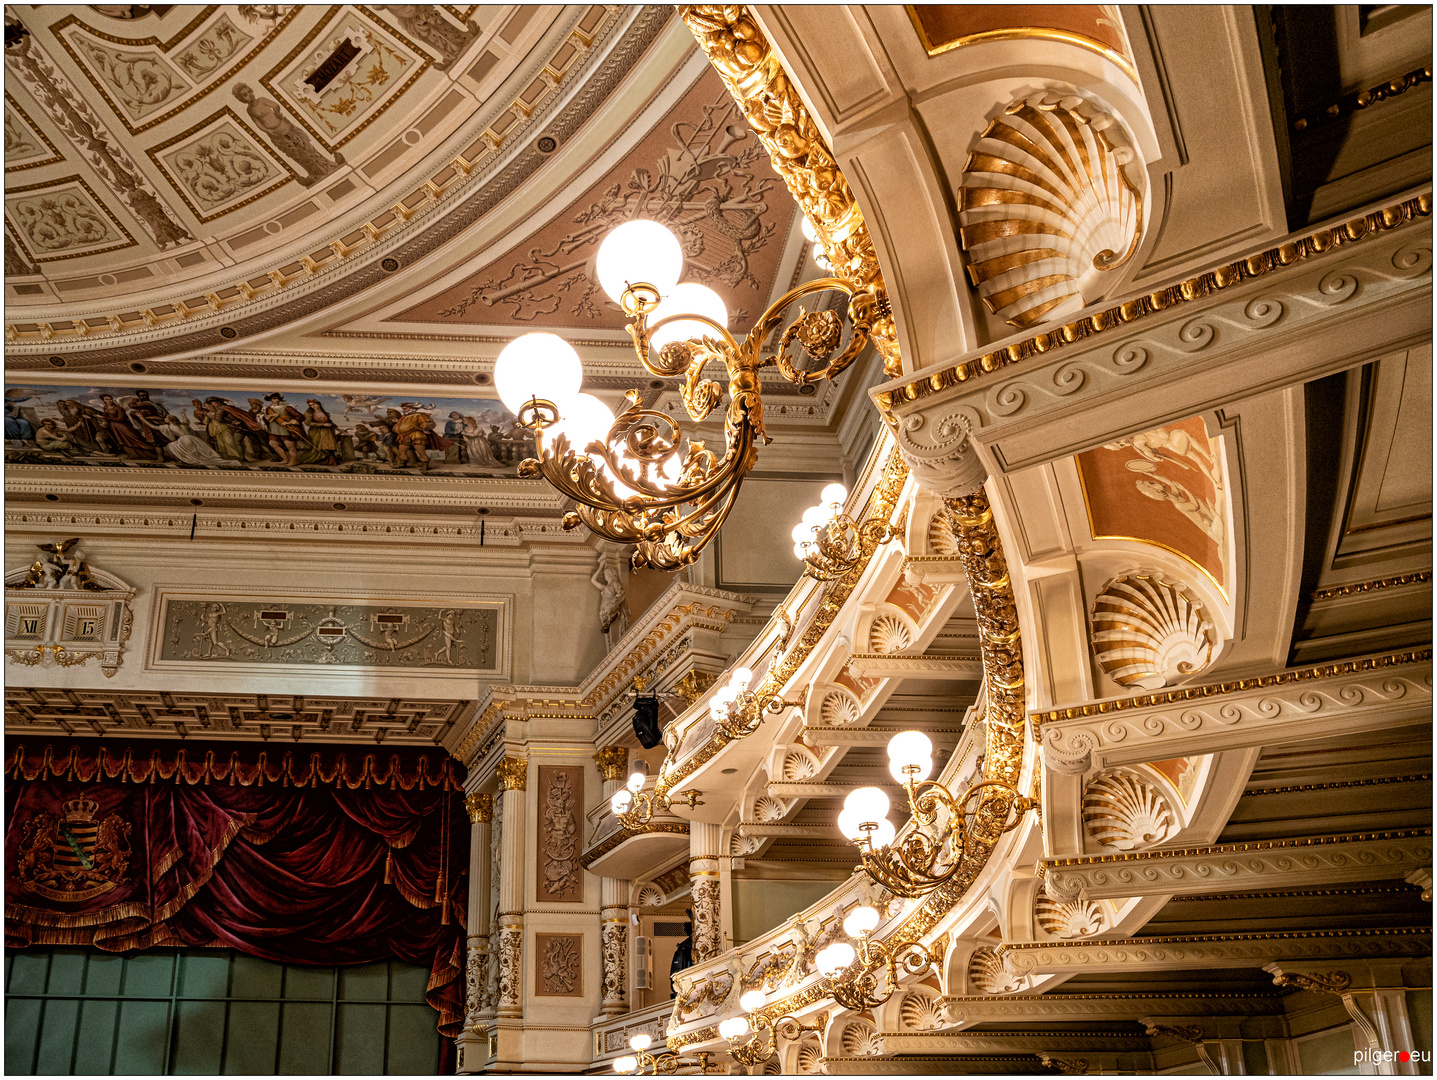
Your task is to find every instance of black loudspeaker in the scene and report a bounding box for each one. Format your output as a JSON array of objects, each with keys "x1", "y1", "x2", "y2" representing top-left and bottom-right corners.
[{"x1": 632, "y1": 695, "x2": 663, "y2": 748}]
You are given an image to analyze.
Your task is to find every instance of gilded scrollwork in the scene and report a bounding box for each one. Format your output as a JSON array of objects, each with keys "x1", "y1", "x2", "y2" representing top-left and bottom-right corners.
[{"x1": 680, "y1": 6, "x2": 901, "y2": 378}]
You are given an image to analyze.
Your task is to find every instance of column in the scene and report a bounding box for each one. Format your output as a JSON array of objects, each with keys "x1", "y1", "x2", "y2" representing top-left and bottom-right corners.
[
  {"x1": 495, "y1": 758, "x2": 527, "y2": 1020},
  {"x1": 689, "y1": 820, "x2": 723, "y2": 962},
  {"x1": 456, "y1": 792, "x2": 492, "y2": 1074},
  {"x1": 594, "y1": 747, "x2": 630, "y2": 1016}
]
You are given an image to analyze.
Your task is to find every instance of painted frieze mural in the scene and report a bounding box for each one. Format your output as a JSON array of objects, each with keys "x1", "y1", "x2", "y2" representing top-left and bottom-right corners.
[
  {"x1": 4, "y1": 384, "x2": 536, "y2": 476},
  {"x1": 393, "y1": 65, "x2": 796, "y2": 330},
  {"x1": 1076, "y1": 416, "x2": 1229, "y2": 592},
  {"x1": 159, "y1": 598, "x2": 500, "y2": 671}
]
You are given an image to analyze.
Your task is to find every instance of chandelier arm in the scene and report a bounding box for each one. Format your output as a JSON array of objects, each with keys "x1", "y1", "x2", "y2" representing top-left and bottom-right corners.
[
  {"x1": 630, "y1": 311, "x2": 743, "y2": 377},
  {"x1": 632, "y1": 480, "x2": 743, "y2": 570}
]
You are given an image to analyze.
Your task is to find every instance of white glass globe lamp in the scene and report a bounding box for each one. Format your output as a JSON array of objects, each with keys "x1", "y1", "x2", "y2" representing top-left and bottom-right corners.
[
  {"x1": 494, "y1": 332, "x2": 583, "y2": 415},
  {"x1": 800, "y1": 505, "x2": 828, "y2": 529},
  {"x1": 816, "y1": 941, "x2": 856, "y2": 977},
  {"x1": 718, "y1": 1016, "x2": 749, "y2": 1040},
  {"x1": 647, "y1": 283, "x2": 729, "y2": 352},
  {"x1": 739, "y1": 989, "x2": 767, "y2": 1013},
  {"x1": 596, "y1": 221, "x2": 683, "y2": 305},
  {"x1": 820, "y1": 483, "x2": 848, "y2": 507},
  {"x1": 890, "y1": 755, "x2": 934, "y2": 784},
  {"x1": 843, "y1": 905, "x2": 880, "y2": 939},
  {"x1": 629, "y1": 1034, "x2": 652, "y2": 1052},
  {"x1": 887, "y1": 731, "x2": 933, "y2": 768},
  {"x1": 610, "y1": 790, "x2": 632, "y2": 814},
  {"x1": 544, "y1": 392, "x2": 614, "y2": 455},
  {"x1": 626, "y1": 769, "x2": 646, "y2": 793},
  {"x1": 730, "y1": 667, "x2": 753, "y2": 691},
  {"x1": 844, "y1": 786, "x2": 891, "y2": 822},
  {"x1": 613, "y1": 1056, "x2": 637, "y2": 1074}
]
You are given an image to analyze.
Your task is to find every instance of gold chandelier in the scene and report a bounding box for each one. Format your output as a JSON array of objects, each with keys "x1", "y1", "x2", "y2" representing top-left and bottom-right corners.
[
  {"x1": 718, "y1": 990, "x2": 824, "y2": 1066},
  {"x1": 839, "y1": 730, "x2": 1033, "y2": 898},
  {"x1": 612, "y1": 1033, "x2": 718, "y2": 1075},
  {"x1": 610, "y1": 761, "x2": 702, "y2": 830},
  {"x1": 814, "y1": 905, "x2": 939, "y2": 1011},
  {"x1": 492, "y1": 219, "x2": 884, "y2": 571},
  {"x1": 791, "y1": 483, "x2": 899, "y2": 582}
]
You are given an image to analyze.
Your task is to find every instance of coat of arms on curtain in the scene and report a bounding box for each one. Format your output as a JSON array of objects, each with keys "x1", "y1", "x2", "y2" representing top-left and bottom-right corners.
[{"x1": 14, "y1": 795, "x2": 132, "y2": 902}]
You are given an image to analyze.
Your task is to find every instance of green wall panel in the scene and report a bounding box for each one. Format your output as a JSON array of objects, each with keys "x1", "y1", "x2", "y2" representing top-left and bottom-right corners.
[{"x1": 5, "y1": 949, "x2": 441, "y2": 1076}]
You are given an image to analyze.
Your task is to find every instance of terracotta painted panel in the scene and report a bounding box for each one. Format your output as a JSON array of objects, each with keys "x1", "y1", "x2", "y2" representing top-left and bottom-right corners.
[
  {"x1": 393, "y1": 65, "x2": 796, "y2": 330},
  {"x1": 907, "y1": 5, "x2": 1130, "y2": 66},
  {"x1": 536, "y1": 765, "x2": 583, "y2": 903},
  {"x1": 1076, "y1": 417, "x2": 1228, "y2": 594}
]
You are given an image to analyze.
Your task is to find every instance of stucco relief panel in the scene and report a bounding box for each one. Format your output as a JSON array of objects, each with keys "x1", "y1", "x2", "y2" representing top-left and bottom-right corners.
[
  {"x1": 392, "y1": 65, "x2": 796, "y2": 330},
  {"x1": 51, "y1": 7, "x2": 299, "y2": 135},
  {"x1": 262, "y1": 8, "x2": 425, "y2": 148},
  {"x1": 151, "y1": 110, "x2": 292, "y2": 219},
  {"x1": 535, "y1": 932, "x2": 584, "y2": 997},
  {"x1": 536, "y1": 765, "x2": 583, "y2": 902},
  {"x1": 150, "y1": 590, "x2": 508, "y2": 678},
  {"x1": 3, "y1": 177, "x2": 135, "y2": 262},
  {"x1": 69, "y1": 37, "x2": 191, "y2": 121},
  {"x1": 4, "y1": 93, "x2": 64, "y2": 171}
]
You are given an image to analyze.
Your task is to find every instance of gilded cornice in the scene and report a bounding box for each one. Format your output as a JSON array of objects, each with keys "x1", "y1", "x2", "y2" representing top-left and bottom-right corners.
[
  {"x1": 1042, "y1": 829, "x2": 1433, "y2": 868},
  {"x1": 578, "y1": 821, "x2": 690, "y2": 870},
  {"x1": 453, "y1": 700, "x2": 504, "y2": 765},
  {"x1": 873, "y1": 193, "x2": 1432, "y2": 426},
  {"x1": 1031, "y1": 649, "x2": 1431, "y2": 726},
  {"x1": 1311, "y1": 572, "x2": 1432, "y2": 602},
  {"x1": 680, "y1": 5, "x2": 902, "y2": 377}
]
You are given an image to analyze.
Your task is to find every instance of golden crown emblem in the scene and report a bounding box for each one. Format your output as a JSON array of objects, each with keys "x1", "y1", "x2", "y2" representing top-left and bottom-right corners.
[{"x1": 62, "y1": 796, "x2": 99, "y2": 822}]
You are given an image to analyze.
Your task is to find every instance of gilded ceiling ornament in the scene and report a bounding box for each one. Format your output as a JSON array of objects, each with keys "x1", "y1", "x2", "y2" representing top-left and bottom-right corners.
[
  {"x1": 960, "y1": 91, "x2": 1144, "y2": 329},
  {"x1": 680, "y1": 5, "x2": 903, "y2": 377},
  {"x1": 1090, "y1": 572, "x2": 1216, "y2": 689}
]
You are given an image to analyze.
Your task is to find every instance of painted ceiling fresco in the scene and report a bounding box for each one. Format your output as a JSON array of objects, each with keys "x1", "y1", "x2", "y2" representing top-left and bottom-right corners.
[
  {"x1": 3, "y1": 3, "x2": 624, "y2": 309},
  {"x1": 392, "y1": 64, "x2": 797, "y2": 331},
  {"x1": 1076, "y1": 416, "x2": 1230, "y2": 593},
  {"x1": 5, "y1": 383, "x2": 533, "y2": 477}
]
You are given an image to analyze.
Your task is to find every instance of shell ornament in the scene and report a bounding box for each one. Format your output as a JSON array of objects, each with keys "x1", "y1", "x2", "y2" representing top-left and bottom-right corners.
[
  {"x1": 840, "y1": 1019, "x2": 883, "y2": 1056},
  {"x1": 782, "y1": 748, "x2": 819, "y2": 780},
  {"x1": 796, "y1": 1039, "x2": 823, "y2": 1074},
  {"x1": 900, "y1": 989, "x2": 947, "y2": 1030},
  {"x1": 1091, "y1": 573, "x2": 1216, "y2": 689},
  {"x1": 1035, "y1": 897, "x2": 1109, "y2": 939},
  {"x1": 635, "y1": 883, "x2": 664, "y2": 907},
  {"x1": 968, "y1": 945, "x2": 1027, "y2": 995},
  {"x1": 928, "y1": 511, "x2": 961, "y2": 556},
  {"x1": 820, "y1": 688, "x2": 861, "y2": 725},
  {"x1": 869, "y1": 613, "x2": 913, "y2": 653},
  {"x1": 752, "y1": 795, "x2": 788, "y2": 822},
  {"x1": 1082, "y1": 769, "x2": 1177, "y2": 850},
  {"x1": 959, "y1": 91, "x2": 1144, "y2": 329}
]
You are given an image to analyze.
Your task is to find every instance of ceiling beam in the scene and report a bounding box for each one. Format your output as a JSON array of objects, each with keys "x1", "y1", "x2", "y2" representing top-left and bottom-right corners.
[
  {"x1": 1037, "y1": 652, "x2": 1432, "y2": 773},
  {"x1": 1042, "y1": 829, "x2": 1433, "y2": 900},
  {"x1": 939, "y1": 993, "x2": 1288, "y2": 1025},
  {"x1": 1000, "y1": 928, "x2": 1431, "y2": 977}
]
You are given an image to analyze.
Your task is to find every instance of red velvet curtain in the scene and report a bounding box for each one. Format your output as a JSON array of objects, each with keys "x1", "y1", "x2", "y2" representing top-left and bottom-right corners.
[{"x1": 5, "y1": 739, "x2": 468, "y2": 1039}]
